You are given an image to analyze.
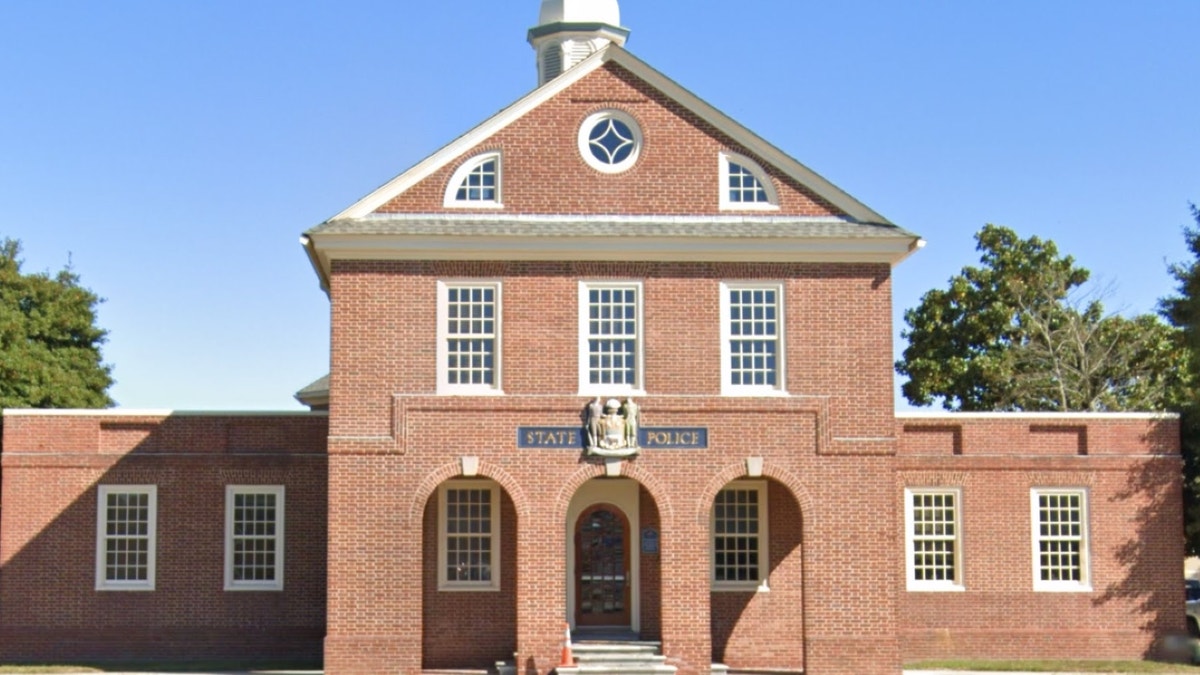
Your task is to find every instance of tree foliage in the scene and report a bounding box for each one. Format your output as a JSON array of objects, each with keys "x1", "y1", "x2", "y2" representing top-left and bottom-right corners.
[
  {"x1": 0, "y1": 238, "x2": 113, "y2": 408},
  {"x1": 1159, "y1": 204, "x2": 1200, "y2": 553},
  {"x1": 897, "y1": 224, "x2": 1181, "y2": 413}
]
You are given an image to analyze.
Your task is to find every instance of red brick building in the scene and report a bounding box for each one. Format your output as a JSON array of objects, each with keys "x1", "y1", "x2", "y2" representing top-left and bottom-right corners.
[{"x1": 0, "y1": 2, "x2": 1184, "y2": 674}]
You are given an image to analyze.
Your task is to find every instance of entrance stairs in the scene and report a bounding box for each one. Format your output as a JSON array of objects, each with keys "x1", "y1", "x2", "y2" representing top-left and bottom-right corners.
[{"x1": 555, "y1": 631, "x2": 676, "y2": 675}]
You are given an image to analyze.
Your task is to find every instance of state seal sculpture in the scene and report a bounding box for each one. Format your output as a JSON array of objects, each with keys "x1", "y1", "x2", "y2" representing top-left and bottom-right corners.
[{"x1": 584, "y1": 396, "x2": 640, "y2": 457}]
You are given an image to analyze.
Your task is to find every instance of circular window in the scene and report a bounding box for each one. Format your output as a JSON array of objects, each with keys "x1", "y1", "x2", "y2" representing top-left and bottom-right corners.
[{"x1": 578, "y1": 110, "x2": 642, "y2": 173}]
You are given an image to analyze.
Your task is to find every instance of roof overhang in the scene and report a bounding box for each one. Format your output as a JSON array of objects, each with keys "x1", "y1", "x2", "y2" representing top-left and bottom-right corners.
[{"x1": 301, "y1": 215, "x2": 924, "y2": 292}]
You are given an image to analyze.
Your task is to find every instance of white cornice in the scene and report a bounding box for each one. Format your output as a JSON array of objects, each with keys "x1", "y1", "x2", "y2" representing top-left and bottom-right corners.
[
  {"x1": 307, "y1": 232, "x2": 922, "y2": 266},
  {"x1": 896, "y1": 411, "x2": 1178, "y2": 420},
  {"x1": 2, "y1": 409, "x2": 329, "y2": 417}
]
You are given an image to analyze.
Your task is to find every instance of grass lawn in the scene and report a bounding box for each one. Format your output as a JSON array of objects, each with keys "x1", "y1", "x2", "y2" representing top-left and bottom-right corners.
[{"x1": 906, "y1": 660, "x2": 1200, "y2": 672}]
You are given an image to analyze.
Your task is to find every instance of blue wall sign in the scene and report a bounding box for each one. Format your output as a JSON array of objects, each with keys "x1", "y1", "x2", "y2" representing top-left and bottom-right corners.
[
  {"x1": 516, "y1": 427, "x2": 708, "y2": 449},
  {"x1": 641, "y1": 528, "x2": 659, "y2": 554}
]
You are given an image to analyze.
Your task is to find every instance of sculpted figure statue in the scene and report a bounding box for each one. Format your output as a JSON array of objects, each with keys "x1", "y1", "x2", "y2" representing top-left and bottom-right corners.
[
  {"x1": 621, "y1": 397, "x2": 639, "y2": 447},
  {"x1": 586, "y1": 396, "x2": 605, "y2": 448}
]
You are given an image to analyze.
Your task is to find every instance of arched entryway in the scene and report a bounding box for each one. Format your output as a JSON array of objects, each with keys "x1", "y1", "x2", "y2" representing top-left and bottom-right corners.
[
  {"x1": 566, "y1": 477, "x2": 661, "y2": 636},
  {"x1": 708, "y1": 476, "x2": 805, "y2": 671},
  {"x1": 420, "y1": 477, "x2": 518, "y2": 669},
  {"x1": 575, "y1": 503, "x2": 631, "y2": 626}
]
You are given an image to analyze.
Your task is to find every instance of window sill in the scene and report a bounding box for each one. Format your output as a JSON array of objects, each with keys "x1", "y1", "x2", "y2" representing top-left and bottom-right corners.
[
  {"x1": 719, "y1": 388, "x2": 789, "y2": 397},
  {"x1": 1033, "y1": 582, "x2": 1092, "y2": 593},
  {"x1": 438, "y1": 584, "x2": 502, "y2": 592},
  {"x1": 906, "y1": 583, "x2": 965, "y2": 592},
  {"x1": 719, "y1": 202, "x2": 780, "y2": 212},
  {"x1": 443, "y1": 201, "x2": 505, "y2": 209},
  {"x1": 712, "y1": 581, "x2": 769, "y2": 593},
  {"x1": 436, "y1": 387, "x2": 506, "y2": 396}
]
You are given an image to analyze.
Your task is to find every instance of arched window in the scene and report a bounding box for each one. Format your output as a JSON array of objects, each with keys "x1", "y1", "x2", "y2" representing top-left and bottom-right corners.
[
  {"x1": 719, "y1": 152, "x2": 778, "y2": 210},
  {"x1": 444, "y1": 152, "x2": 503, "y2": 208}
]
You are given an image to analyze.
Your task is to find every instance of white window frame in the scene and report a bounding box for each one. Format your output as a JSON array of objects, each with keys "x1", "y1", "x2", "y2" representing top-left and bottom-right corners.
[
  {"x1": 711, "y1": 480, "x2": 770, "y2": 592},
  {"x1": 719, "y1": 152, "x2": 779, "y2": 211},
  {"x1": 224, "y1": 485, "x2": 285, "y2": 591},
  {"x1": 1030, "y1": 488, "x2": 1091, "y2": 592},
  {"x1": 720, "y1": 282, "x2": 786, "y2": 396},
  {"x1": 578, "y1": 280, "x2": 645, "y2": 396},
  {"x1": 443, "y1": 152, "x2": 503, "y2": 208},
  {"x1": 95, "y1": 485, "x2": 157, "y2": 591},
  {"x1": 437, "y1": 280, "x2": 503, "y2": 395},
  {"x1": 904, "y1": 487, "x2": 964, "y2": 592},
  {"x1": 438, "y1": 480, "x2": 501, "y2": 592},
  {"x1": 578, "y1": 110, "x2": 643, "y2": 174}
]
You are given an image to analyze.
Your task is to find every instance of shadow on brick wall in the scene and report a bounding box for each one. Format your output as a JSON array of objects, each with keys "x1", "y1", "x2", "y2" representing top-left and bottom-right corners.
[
  {"x1": 1094, "y1": 424, "x2": 1186, "y2": 659},
  {"x1": 0, "y1": 413, "x2": 329, "y2": 666}
]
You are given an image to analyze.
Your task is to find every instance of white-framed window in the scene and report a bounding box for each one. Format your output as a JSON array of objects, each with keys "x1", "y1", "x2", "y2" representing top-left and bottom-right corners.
[
  {"x1": 719, "y1": 152, "x2": 778, "y2": 210},
  {"x1": 720, "y1": 282, "x2": 785, "y2": 395},
  {"x1": 437, "y1": 281, "x2": 502, "y2": 395},
  {"x1": 578, "y1": 281, "x2": 643, "y2": 395},
  {"x1": 1031, "y1": 488, "x2": 1090, "y2": 591},
  {"x1": 712, "y1": 481, "x2": 769, "y2": 591},
  {"x1": 225, "y1": 485, "x2": 285, "y2": 591},
  {"x1": 444, "y1": 152, "x2": 502, "y2": 208},
  {"x1": 439, "y1": 480, "x2": 500, "y2": 591},
  {"x1": 904, "y1": 488, "x2": 963, "y2": 591},
  {"x1": 578, "y1": 110, "x2": 642, "y2": 174},
  {"x1": 95, "y1": 485, "x2": 157, "y2": 591}
]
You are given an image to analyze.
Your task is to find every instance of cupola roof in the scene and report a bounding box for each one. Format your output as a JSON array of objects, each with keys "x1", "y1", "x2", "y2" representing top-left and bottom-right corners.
[{"x1": 537, "y1": 0, "x2": 621, "y2": 26}]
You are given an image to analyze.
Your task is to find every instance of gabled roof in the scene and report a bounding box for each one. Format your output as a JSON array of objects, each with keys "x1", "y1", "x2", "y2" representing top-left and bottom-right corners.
[
  {"x1": 302, "y1": 44, "x2": 923, "y2": 291},
  {"x1": 327, "y1": 44, "x2": 893, "y2": 225}
]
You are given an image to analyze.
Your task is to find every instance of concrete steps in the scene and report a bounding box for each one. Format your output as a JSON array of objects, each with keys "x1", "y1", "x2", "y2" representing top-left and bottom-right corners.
[{"x1": 555, "y1": 639, "x2": 676, "y2": 675}]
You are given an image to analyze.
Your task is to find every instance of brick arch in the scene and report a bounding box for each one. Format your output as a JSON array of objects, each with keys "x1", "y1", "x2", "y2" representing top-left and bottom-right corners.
[
  {"x1": 553, "y1": 461, "x2": 675, "y2": 531},
  {"x1": 695, "y1": 460, "x2": 813, "y2": 528},
  {"x1": 406, "y1": 460, "x2": 530, "y2": 529}
]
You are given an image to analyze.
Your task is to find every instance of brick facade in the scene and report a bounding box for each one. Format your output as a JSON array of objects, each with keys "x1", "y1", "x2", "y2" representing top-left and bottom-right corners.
[
  {"x1": 0, "y1": 24, "x2": 1184, "y2": 675},
  {"x1": 0, "y1": 413, "x2": 329, "y2": 664}
]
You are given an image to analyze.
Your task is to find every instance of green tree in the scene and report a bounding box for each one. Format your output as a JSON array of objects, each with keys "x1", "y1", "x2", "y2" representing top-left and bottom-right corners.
[
  {"x1": 0, "y1": 238, "x2": 113, "y2": 408},
  {"x1": 897, "y1": 224, "x2": 1180, "y2": 412},
  {"x1": 1159, "y1": 204, "x2": 1200, "y2": 552}
]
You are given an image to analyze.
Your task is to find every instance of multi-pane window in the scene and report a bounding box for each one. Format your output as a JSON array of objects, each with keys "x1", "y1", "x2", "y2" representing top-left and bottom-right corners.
[
  {"x1": 444, "y1": 153, "x2": 502, "y2": 207},
  {"x1": 719, "y1": 153, "x2": 777, "y2": 210},
  {"x1": 225, "y1": 486, "x2": 285, "y2": 591},
  {"x1": 712, "y1": 482, "x2": 768, "y2": 589},
  {"x1": 905, "y1": 488, "x2": 963, "y2": 590},
  {"x1": 95, "y1": 485, "x2": 156, "y2": 591},
  {"x1": 721, "y1": 283, "x2": 784, "y2": 394},
  {"x1": 1032, "y1": 489, "x2": 1090, "y2": 590},
  {"x1": 438, "y1": 281, "x2": 501, "y2": 394},
  {"x1": 439, "y1": 480, "x2": 500, "y2": 591},
  {"x1": 728, "y1": 162, "x2": 769, "y2": 204},
  {"x1": 456, "y1": 159, "x2": 497, "y2": 202},
  {"x1": 580, "y1": 282, "x2": 641, "y2": 392}
]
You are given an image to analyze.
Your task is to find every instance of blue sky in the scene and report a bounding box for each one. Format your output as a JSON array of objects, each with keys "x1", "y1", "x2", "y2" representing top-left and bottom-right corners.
[{"x1": 2, "y1": 1, "x2": 1197, "y2": 410}]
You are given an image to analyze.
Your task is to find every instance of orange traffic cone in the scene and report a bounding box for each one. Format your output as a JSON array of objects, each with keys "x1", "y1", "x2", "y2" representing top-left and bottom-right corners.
[{"x1": 560, "y1": 621, "x2": 575, "y2": 667}]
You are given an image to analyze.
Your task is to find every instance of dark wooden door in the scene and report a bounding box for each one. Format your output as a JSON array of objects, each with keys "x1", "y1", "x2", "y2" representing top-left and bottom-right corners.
[{"x1": 574, "y1": 504, "x2": 631, "y2": 626}]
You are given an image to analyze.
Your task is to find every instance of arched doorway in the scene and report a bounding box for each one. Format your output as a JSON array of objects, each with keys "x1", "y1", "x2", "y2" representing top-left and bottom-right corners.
[{"x1": 574, "y1": 502, "x2": 631, "y2": 627}]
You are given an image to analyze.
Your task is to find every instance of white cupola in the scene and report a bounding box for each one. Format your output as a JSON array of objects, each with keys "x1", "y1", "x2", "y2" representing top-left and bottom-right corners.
[{"x1": 528, "y1": 0, "x2": 630, "y2": 86}]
